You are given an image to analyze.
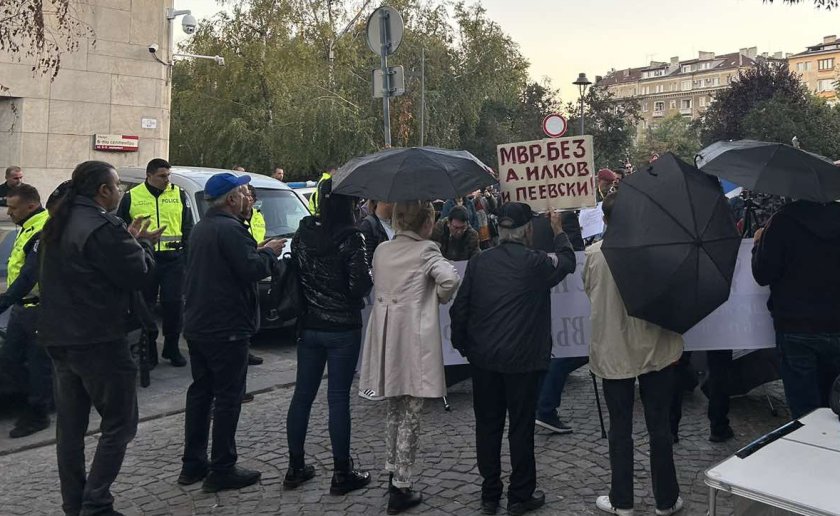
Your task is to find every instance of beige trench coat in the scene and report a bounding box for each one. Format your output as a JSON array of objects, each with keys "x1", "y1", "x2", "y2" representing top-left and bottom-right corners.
[
  {"x1": 358, "y1": 231, "x2": 461, "y2": 400},
  {"x1": 584, "y1": 240, "x2": 684, "y2": 380}
]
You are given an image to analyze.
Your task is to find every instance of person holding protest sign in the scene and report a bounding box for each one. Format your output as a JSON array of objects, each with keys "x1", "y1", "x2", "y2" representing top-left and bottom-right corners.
[
  {"x1": 585, "y1": 192, "x2": 684, "y2": 516},
  {"x1": 450, "y1": 202, "x2": 576, "y2": 515}
]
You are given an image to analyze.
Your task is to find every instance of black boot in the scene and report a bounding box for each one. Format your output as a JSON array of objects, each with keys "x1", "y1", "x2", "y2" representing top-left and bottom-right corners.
[
  {"x1": 9, "y1": 407, "x2": 49, "y2": 438},
  {"x1": 201, "y1": 465, "x2": 261, "y2": 493},
  {"x1": 284, "y1": 455, "x2": 315, "y2": 489},
  {"x1": 330, "y1": 457, "x2": 371, "y2": 495},
  {"x1": 387, "y1": 477, "x2": 422, "y2": 515},
  {"x1": 161, "y1": 336, "x2": 187, "y2": 367}
]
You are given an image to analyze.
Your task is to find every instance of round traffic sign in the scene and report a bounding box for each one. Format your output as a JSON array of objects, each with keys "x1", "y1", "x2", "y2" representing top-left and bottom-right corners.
[
  {"x1": 366, "y1": 6, "x2": 404, "y2": 56},
  {"x1": 542, "y1": 113, "x2": 568, "y2": 138}
]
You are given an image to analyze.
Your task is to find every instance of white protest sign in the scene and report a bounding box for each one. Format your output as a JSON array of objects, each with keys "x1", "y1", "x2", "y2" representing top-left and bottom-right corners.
[
  {"x1": 496, "y1": 136, "x2": 597, "y2": 212},
  {"x1": 578, "y1": 203, "x2": 605, "y2": 239},
  {"x1": 362, "y1": 240, "x2": 774, "y2": 365}
]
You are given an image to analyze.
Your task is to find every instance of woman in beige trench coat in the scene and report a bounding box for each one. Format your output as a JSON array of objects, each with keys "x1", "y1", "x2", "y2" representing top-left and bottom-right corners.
[{"x1": 358, "y1": 200, "x2": 460, "y2": 515}]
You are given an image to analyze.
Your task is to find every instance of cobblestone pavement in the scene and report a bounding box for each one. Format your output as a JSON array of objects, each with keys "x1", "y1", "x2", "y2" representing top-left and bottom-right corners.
[{"x1": 0, "y1": 364, "x2": 790, "y2": 516}]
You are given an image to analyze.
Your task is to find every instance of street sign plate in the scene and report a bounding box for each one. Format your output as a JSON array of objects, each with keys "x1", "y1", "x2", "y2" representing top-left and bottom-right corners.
[
  {"x1": 366, "y1": 6, "x2": 404, "y2": 56},
  {"x1": 372, "y1": 66, "x2": 405, "y2": 98},
  {"x1": 542, "y1": 113, "x2": 568, "y2": 138}
]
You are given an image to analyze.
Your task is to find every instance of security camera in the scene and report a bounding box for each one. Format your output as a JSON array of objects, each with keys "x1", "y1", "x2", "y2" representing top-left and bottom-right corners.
[
  {"x1": 182, "y1": 14, "x2": 197, "y2": 35},
  {"x1": 148, "y1": 43, "x2": 159, "y2": 54},
  {"x1": 214, "y1": 56, "x2": 225, "y2": 66}
]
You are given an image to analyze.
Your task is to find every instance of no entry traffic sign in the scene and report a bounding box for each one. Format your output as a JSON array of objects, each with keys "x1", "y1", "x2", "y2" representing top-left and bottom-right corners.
[{"x1": 542, "y1": 113, "x2": 568, "y2": 138}]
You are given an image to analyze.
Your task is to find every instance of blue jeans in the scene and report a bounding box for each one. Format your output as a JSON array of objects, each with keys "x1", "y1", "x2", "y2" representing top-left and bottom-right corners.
[
  {"x1": 777, "y1": 332, "x2": 840, "y2": 419},
  {"x1": 286, "y1": 329, "x2": 361, "y2": 462},
  {"x1": 536, "y1": 356, "x2": 589, "y2": 419}
]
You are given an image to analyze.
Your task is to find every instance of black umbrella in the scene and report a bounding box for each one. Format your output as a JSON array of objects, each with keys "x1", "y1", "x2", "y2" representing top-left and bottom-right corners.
[
  {"x1": 601, "y1": 153, "x2": 741, "y2": 334},
  {"x1": 696, "y1": 140, "x2": 840, "y2": 202},
  {"x1": 331, "y1": 146, "x2": 497, "y2": 202}
]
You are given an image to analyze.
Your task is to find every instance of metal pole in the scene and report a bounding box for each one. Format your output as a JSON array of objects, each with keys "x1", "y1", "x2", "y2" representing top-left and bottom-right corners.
[
  {"x1": 420, "y1": 47, "x2": 425, "y2": 147},
  {"x1": 379, "y1": 11, "x2": 392, "y2": 147},
  {"x1": 579, "y1": 91, "x2": 585, "y2": 135}
]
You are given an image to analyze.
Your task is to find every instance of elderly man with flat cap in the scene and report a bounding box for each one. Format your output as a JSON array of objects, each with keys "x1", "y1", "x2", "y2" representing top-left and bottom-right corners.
[{"x1": 450, "y1": 202, "x2": 576, "y2": 515}]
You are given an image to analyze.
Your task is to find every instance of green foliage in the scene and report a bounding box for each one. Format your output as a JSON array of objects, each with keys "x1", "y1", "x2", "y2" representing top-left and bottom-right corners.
[
  {"x1": 633, "y1": 113, "x2": 702, "y2": 166},
  {"x1": 170, "y1": 0, "x2": 560, "y2": 180},
  {"x1": 741, "y1": 94, "x2": 840, "y2": 158}
]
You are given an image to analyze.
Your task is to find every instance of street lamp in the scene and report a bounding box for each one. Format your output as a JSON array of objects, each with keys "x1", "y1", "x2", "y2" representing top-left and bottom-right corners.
[{"x1": 573, "y1": 72, "x2": 592, "y2": 135}]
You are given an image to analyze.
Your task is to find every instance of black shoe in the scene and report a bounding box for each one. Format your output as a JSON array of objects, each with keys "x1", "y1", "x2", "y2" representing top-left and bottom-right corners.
[
  {"x1": 481, "y1": 499, "x2": 500, "y2": 515},
  {"x1": 283, "y1": 464, "x2": 316, "y2": 489},
  {"x1": 162, "y1": 339, "x2": 187, "y2": 367},
  {"x1": 709, "y1": 427, "x2": 735, "y2": 443},
  {"x1": 330, "y1": 458, "x2": 371, "y2": 495},
  {"x1": 387, "y1": 486, "x2": 422, "y2": 514},
  {"x1": 9, "y1": 414, "x2": 49, "y2": 438},
  {"x1": 242, "y1": 392, "x2": 255, "y2": 404},
  {"x1": 535, "y1": 414, "x2": 573, "y2": 435},
  {"x1": 507, "y1": 490, "x2": 545, "y2": 515},
  {"x1": 201, "y1": 466, "x2": 261, "y2": 493},
  {"x1": 177, "y1": 466, "x2": 209, "y2": 485},
  {"x1": 247, "y1": 353, "x2": 264, "y2": 366}
]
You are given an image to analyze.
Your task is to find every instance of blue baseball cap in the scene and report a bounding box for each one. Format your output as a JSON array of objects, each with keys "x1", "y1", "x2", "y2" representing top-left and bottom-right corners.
[{"x1": 205, "y1": 173, "x2": 251, "y2": 199}]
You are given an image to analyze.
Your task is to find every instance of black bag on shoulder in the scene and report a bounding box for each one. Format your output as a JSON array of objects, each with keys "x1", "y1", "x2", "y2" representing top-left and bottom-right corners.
[{"x1": 270, "y1": 252, "x2": 306, "y2": 321}]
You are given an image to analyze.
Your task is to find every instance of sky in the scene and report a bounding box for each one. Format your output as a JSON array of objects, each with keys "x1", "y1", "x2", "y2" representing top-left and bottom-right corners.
[{"x1": 176, "y1": 0, "x2": 839, "y2": 100}]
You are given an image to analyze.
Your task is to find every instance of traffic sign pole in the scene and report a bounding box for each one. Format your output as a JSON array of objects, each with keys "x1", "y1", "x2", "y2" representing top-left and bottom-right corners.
[{"x1": 379, "y1": 10, "x2": 392, "y2": 147}]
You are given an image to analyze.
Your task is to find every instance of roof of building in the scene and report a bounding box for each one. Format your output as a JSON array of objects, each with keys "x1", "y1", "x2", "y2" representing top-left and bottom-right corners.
[{"x1": 598, "y1": 52, "x2": 758, "y2": 87}]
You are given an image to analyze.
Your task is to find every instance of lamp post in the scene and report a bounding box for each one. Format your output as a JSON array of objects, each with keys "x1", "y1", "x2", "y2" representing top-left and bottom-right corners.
[{"x1": 573, "y1": 72, "x2": 592, "y2": 135}]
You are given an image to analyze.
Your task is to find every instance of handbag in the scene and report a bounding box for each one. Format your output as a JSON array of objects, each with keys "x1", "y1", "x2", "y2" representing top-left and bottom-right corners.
[{"x1": 269, "y1": 252, "x2": 306, "y2": 321}]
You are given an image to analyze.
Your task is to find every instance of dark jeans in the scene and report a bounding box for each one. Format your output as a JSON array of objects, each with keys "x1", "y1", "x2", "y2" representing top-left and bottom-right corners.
[
  {"x1": 472, "y1": 367, "x2": 541, "y2": 505},
  {"x1": 142, "y1": 254, "x2": 184, "y2": 342},
  {"x1": 777, "y1": 332, "x2": 840, "y2": 419},
  {"x1": 182, "y1": 339, "x2": 249, "y2": 473},
  {"x1": 706, "y1": 350, "x2": 732, "y2": 435},
  {"x1": 46, "y1": 340, "x2": 138, "y2": 516},
  {"x1": 602, "y1": 367, "x2": 679, "y2": 511},
  {"x1": 1, "y1": 305, "x2": 53, "y2": 413},
  {"x1": 286, "y1": 329, "x2": 361, "y2": 462},
  {"x1": 669, "y1": 352, "x2": 693, "y2": 437},
  {"x1": 536, "y1": 356, "x2": 589, "y2": 419}
]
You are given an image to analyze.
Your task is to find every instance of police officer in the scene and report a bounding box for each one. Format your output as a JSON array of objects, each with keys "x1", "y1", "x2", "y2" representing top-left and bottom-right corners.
[
  {"x1": 308, "y1": 166, "x2": 336, "y2": 215},
  {"x1": 117, "y1": 158, "x2": 193, "y2": 367},
  {"x1": 245, "y1": 184, "x2": 266, "y2": 243},
  {"x1": 0, "y1": 184, "x2": 51, "y2": 438}
]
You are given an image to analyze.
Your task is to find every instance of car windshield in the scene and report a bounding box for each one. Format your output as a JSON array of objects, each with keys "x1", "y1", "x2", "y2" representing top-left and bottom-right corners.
[{"x1": 196, "y1": 188, "x2": 309, "y2": 238}]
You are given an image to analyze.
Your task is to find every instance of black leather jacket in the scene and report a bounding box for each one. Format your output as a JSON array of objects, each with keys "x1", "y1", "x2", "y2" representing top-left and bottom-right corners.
[
  {"x1": 293, "y1": 216, "x2": 373, "y2": 331},
  {"x1": 358, "y1": 213, "x2": 390, "y2": 266}
]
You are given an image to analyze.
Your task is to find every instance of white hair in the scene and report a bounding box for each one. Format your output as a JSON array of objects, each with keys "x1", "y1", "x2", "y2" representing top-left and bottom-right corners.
[{"x1": 498, "y1": 222, "x2": 530, "y2": 244}]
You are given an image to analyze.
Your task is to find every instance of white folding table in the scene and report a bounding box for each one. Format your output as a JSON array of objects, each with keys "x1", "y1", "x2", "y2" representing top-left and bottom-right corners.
[{"x1": 705, "y1": 408, "x2": 840, "y2": 515}]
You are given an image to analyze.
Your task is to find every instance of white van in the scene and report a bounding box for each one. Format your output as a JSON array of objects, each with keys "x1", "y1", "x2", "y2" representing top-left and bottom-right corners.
[{"x1": 118, "y1": 166, "x2": 310, "y2": 329}]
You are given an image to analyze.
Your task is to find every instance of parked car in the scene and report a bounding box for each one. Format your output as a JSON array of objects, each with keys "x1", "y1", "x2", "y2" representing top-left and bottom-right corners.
[
  {"x1": 118, "y1": 166, "x2": 310, "y2": 329},
  {"x1": 286, "y1": 181, "x2": 317, "y2": 210}
]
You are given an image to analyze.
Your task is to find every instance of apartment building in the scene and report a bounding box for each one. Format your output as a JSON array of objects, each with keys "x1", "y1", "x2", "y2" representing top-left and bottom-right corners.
[{"x1": 788, "y1": 35, "x2": 840, "y2": 103}]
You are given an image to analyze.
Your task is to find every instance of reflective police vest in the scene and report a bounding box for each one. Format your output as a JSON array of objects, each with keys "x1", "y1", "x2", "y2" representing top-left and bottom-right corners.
[
  {"x1": 249, "y1": 209, "x2": 266, "y2": 243},
  {"x1": 7, "y1": 209, "x2": 48, "y2": 296},
  {"x1": 128, "y1": 183, "x2": 184, "y2": 252},
  {"x1": 308, "y1": 171, "x2": 332, "y2": 215}
]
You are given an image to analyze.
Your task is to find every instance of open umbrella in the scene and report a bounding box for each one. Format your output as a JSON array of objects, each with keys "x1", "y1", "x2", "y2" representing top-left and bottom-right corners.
[
  {"x1": 331, "y1": 146, "x2": 497, "y2": 202},
  {"x1": 696, "y1": 140, "x2": 840, "y2": 202},
  {"x1": 601, "y1": 153, "x2": 741, "y2": 334}
]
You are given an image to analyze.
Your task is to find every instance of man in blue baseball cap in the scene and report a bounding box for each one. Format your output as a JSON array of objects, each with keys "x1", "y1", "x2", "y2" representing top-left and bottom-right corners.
[{"x1": 179, "y1": 172, "x2": 286, "y2": 493}]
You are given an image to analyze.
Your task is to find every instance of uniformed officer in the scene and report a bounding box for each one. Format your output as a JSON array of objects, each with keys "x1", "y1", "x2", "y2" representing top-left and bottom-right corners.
[
  {"x1": 308, "y1": 166, "x2": 336, "y2": 215},
  {"x1": 117, "y1": 158, "x2": 193, "y2": 367},
  {"x1": 0, "y1": 184, "x2": 51, "y2": 438},
  {"x1": 245, "y1": 184, "x2": 266, "y2": 243}
]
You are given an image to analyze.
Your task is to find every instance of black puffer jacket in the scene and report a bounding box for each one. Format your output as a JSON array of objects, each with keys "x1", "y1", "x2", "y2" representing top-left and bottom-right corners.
[{"x1": 293, "y1": 216, "x2": 373, "y2": 331}]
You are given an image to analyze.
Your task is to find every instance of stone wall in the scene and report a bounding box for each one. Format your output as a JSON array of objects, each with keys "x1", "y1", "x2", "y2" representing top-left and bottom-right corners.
[{"x1": 0, "y1": 0, "x2": 173, "y2": 198}]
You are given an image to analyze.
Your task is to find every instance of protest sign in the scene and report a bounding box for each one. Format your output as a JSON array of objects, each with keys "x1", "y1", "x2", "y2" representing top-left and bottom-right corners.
[
  {"x1": 578, "y1": 203, "x2": 605, "y2": 239},
  {"x1": 496, "y1": 136, "x2": 597, "y2": 212},
  {"x1": 361, "y1": 241, "x2": 774, "y2": 366}
]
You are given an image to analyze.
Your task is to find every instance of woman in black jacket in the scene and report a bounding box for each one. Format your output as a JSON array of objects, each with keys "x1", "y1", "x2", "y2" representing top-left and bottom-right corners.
[{"x1": 284, "y1": 179, "x2": 374, "y2": 495}]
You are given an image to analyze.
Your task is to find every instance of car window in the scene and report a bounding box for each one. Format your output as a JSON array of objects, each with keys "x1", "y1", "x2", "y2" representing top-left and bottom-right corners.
[{"x1": 195, "y1": 188, "x2": 309, "y2": 238}]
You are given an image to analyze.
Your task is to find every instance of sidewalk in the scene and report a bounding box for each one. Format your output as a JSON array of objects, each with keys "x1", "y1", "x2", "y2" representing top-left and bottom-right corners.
[{"x1": 0, "y1": 363, "x2": 789, "y2": 515}]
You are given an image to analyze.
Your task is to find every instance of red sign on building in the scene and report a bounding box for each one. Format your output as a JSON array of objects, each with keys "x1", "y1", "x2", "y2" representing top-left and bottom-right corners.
[{"x1": 94, "y1": 134, "x2": 139, "y2": 152}]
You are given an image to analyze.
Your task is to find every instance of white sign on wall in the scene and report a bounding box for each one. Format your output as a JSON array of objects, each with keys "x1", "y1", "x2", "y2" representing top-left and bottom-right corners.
[{"x1": 141, "y1": 118, "x2": 158, "y2": 129}]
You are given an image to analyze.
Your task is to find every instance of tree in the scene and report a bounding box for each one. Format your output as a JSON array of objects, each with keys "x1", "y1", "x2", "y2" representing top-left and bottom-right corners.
[
  {"x1": 769, "y1": 0, "x2": 839, "y2": 6},
  {"x1": 697, "y1": 61, "x2": 809, "y2": 145},
  {"x1": 633, "y1": 113, "x2": 702, "y2": 165},
  {"x1": 0, "y1": 1, "x2": 93, "y2": 88},
  {"x1": 741, "y1": 94, "x2": 840, "y2": 158}
]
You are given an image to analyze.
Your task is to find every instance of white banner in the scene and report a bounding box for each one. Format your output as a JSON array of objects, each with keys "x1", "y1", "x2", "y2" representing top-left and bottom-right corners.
[{"x1": 362, "y1": 240, "x2": 774, "y2": 365}]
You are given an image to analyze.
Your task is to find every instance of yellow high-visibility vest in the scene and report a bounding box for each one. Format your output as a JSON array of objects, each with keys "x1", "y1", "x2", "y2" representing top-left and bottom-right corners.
[
  {"x1": 128, "y1": 183, "x2": 184, "y2": 252},
  {"x1": 249, "y1": 209, "x2": 266, "y2": 242},
  {"x1": 7, "y1": 209, "x2": 48, "y2": 296},
  {"x1": 309, "y1": 172, "x2": 332, "y2": 215}
]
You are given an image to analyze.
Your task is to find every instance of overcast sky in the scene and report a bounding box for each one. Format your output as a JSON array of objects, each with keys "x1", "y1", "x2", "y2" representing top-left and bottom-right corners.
[{"x1": 176, "y1": 0, "x2": 839, "y2": 100}]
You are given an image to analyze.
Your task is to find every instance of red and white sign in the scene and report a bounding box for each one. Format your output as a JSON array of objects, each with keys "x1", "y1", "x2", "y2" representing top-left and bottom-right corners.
[
  {"x1": 542, "y1": 113, "x2": 568, "y2": 138},
  {"x1": 94, "y1": 134, "x2": 139, "y2": 152}
]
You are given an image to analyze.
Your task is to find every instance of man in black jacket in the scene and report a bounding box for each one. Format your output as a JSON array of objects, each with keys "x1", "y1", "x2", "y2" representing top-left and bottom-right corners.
[
  {"x1": 752, "y1": 200, "x2": 840, "y2": 419},
  {"x1": 178, "y1": 173, "x2": 285, "y2": 493},
  {"x1": 450, "y1": 202, "x2": 576, "y2": 516},
  {"x1": 39, "y1": 161, "x2": 162, "y2": 516},
  {"x1": 357, "y1": 199, "x2": 393, "y2": 266}
]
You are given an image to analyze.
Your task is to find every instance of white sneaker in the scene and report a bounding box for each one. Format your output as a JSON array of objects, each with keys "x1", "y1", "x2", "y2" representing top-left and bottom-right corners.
[
  {"x1": 655, "y1": 497, "x2": 684, "y2": 516},
  {"x1": 596, "y1": 495, "x2": 635, "y2": 516}
]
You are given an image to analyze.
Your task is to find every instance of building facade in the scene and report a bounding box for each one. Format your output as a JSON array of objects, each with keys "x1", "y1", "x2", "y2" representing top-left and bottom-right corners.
[
  {"x1": 0, "y1": 0, "x2": 174, "y2": 198},
  {"x1": 788, "y1": 35, "x2": 840, "y2": 104}
]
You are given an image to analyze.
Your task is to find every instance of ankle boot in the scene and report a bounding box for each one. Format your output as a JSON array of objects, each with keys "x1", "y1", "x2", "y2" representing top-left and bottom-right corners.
[
  {"x1": 161, "y1": 336, "x2": 186, "y2": 367},
  {"x1": 330, "y1": 457, "x2": 371, "y2": 495},
  {"x1": 387, "y1": 479, "x2": 422, "y2": 515},
  {"x1": 283, "y1": 455, "x2": 315, "y2": 489}
]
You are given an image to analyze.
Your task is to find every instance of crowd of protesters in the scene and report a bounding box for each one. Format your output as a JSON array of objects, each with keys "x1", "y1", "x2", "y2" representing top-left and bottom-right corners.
[{"x1": 1, "y1": 157, "x2": 839, "y2": 516}]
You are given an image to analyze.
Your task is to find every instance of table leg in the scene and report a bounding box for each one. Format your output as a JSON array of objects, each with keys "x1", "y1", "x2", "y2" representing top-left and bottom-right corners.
[{"x1": 708, "y1": 487, "x2": 718, "y2": 516}]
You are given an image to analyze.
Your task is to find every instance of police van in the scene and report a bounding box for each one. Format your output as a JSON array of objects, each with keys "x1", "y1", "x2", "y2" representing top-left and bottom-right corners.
[{"x1": 118, "y1": 166, "x2": 310, "y2": 329}]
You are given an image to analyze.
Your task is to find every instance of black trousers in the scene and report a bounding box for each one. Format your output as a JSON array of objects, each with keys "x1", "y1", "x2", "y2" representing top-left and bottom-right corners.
[
  {"x1": 472, "y1": 367, "x2": 541, "y2": 505},
  {"x1": 46, "y1": 340, "x2": 138, "y2": 516},
  {"x1": 602, "y1": 367, "x2": 679, "y2": 511},
  {"x1": 0, "y1": 305, "x2": 52, "y2": 414},
  {"x1": 182, "y1": 339, "x2": 249, "y2": 473},
  {"x1": 706, "y1": 350, "x2": 732, "y2": 435},
  {"x1": 142, "y1": 254, "x2": 184, "y2": 344}
]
